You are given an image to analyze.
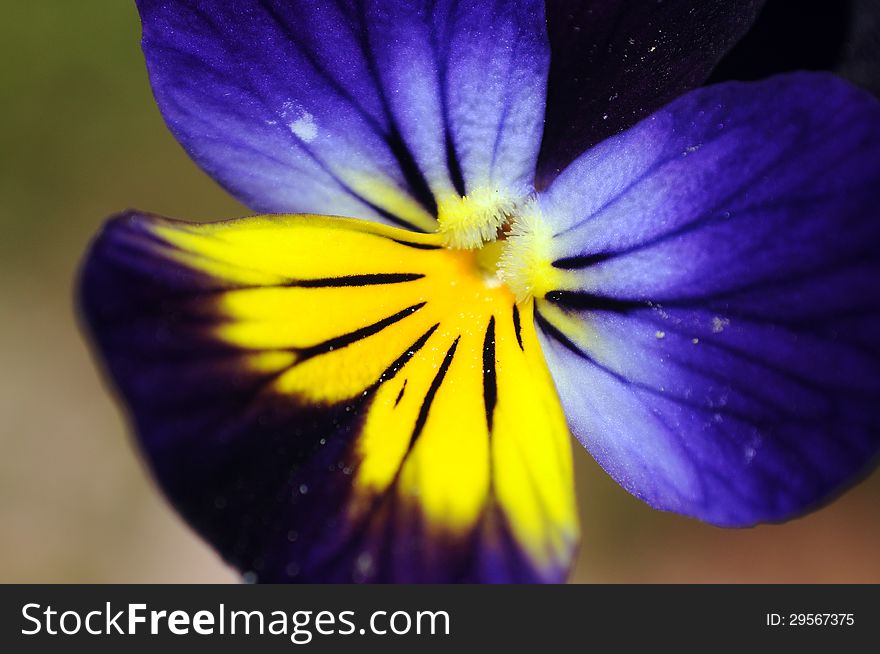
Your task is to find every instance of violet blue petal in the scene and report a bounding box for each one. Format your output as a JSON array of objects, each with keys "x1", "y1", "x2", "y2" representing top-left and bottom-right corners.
[{"x1": 535, "y1": 73, "x2": 880, "y2": 525}]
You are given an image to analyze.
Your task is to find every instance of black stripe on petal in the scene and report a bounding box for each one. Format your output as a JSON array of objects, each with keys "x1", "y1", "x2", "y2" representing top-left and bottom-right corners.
[
  {"x1": 290, "y1": 273, "x2": 424, "y2": 287},
  {"x1": 545, "y1": 290, "x2": 649, "y2": 313},
  {"x1": 390, "y1": 239, "x2": 443, "y2": 251},
  {"x1": 394, "y1": 380, "x2": 408, "y2": 407},
  {"x1": 408, "y1": 336, "x2": 460, "y2": 452},
  {"x1": 512, "y1": 304, "x2": 524, "y2": 351},
  {"x1": 482, "y1": 316, "x2": 498, "y2": 431},
  {"x1": 297, "y1": 302, "x2": 426, "y2": 362},
  {"x1": 552, "y1": 252, "x2": 615, "y2": 269},
  {"x1": 375, "y1": 323, "x2": 440, "y2": 386}
]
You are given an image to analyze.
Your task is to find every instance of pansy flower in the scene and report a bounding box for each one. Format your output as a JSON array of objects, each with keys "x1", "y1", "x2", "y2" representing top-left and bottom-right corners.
[{"x1": 79, "y1": 0, "x2": 880, "y2": 583}]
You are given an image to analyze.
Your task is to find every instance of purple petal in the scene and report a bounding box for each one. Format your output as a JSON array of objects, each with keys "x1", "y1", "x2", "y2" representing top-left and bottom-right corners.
[
  {"x1": 136, "y1": 0, "x2": 548, "y2": 230},
  {"x1": 537, "y1": 0, "x2": 765, "y2": 187},
  {"x1": 534, "y1": 73, "x2": 880, "y2": 526}
]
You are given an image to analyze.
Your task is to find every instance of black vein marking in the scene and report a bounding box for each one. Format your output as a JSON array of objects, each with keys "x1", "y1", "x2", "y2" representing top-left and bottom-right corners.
[
  {"x1": 296, "y1": 302, "x2": 426, "y2": 363},
  {"x1": 408, "y1": 337, "x2": 461, "y2": 452},
  {"x1": 545, "y1": 290, "x2": 649, "y2": 313},
  {"x1": 552, "y1": 252, "x2": 615, "y2": 269},
  {"x1": 390, "y1": 238, "x2": 442, "y2": 250},
  {"x1": 482, "y1": 317, "x2": 498, "y2": 431},
  {"x1": 375, "y1": 324, "x2": 439, "y2": 387},
  {"x1": 512, "y1": 305, "x2": 524, "y2": 351},
  {"x1": 534, "y1": 309, "x2": 586, "y2": 360},
  {"x1": 445, "y1": 130, "x2": 468, "y2": 197},
  {"x1": 290, "y1": 273, "x2": 424, "y2": 288},
  {"x1": 386, "y1": 125, "x2": 440, "y2": 218},
  {"x1": 394, "y1": 380, "x2": 408, "y2": 407}
]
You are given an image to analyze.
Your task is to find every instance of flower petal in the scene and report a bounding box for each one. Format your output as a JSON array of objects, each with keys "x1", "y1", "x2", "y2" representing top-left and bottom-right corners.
[
  {"x1": 136, "y1": 0, "x2": 548, "y2": 230},
  {"x1": 531, "y1": 73, "x2": 880, "y2": 526},
  {"x1": 838, "y1": 0, "x2": 880, "y2": 98},
  {"x1": 708, "y1": 0, "x2": 850, "y2": 84},
  {"x1": 79, "y1": 212, "x2": 576, "y2": 582},
  {"x1": 537, "y1": 0, "x2": 765, "y2": 186}
]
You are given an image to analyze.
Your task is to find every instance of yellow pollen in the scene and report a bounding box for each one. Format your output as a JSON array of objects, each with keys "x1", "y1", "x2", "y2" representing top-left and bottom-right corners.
[
  {"x1": 497, "y1": 202, "x2": 562, "y2": 302},
  {"x1": 437, "y1": 187, "x2": 520, "y2": 249}
]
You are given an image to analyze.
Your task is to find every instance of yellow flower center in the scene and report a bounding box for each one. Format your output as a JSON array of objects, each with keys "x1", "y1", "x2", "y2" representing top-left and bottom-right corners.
[{"x1": 437, "y1": 190, "x2": 565, "y2": 303}]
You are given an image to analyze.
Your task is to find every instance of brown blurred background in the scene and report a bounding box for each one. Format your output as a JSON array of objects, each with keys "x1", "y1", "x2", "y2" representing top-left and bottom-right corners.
[{"x1": 1, "y1": 2, "x2": 878, "y2": 584}]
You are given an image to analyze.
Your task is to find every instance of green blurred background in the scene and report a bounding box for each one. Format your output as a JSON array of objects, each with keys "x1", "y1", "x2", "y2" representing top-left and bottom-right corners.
[{"x1": 1, "y1": 2, "x2": 878, "y2": 583}]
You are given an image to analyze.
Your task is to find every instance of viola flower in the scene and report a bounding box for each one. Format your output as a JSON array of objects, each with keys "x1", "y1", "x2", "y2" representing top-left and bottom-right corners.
[{"x1": 79, "y1": 0, "x2": 880, "y2": 583}]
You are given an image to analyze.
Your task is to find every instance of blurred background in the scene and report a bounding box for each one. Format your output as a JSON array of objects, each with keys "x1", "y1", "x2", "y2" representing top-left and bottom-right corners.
[{"x1": 1, "y1": 1, "x2": 878, "y2": 583}]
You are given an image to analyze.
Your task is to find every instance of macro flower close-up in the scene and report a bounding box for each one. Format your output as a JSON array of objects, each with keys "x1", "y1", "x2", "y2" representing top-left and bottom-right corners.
[{"x1": 76, "y1": 0, "x2": 880, "y2": 583}]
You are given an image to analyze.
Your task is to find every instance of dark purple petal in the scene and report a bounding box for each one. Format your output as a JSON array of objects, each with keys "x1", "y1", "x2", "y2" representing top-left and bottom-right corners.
[
  {"x1": 79, "y1": 211, "x2": 577, "y2": 582},
  {"x1": 707, "y1": 0, "x2": 880, "y2": 100},
  {"x1": 136, "y1": 0, "x2": 548, "y2": 230},
  {"x1": 537, "y1": 0, "x2": 765, "y2": 187},
  {"x1": 534, "y1": 73, "x2": 880, "y2": 526},
  {"x1": 838, "y1": 0, "x2": 880, "y2": 98},
  {"x1": 708, "y1": 0, "x2": 850, "y2": 84}
]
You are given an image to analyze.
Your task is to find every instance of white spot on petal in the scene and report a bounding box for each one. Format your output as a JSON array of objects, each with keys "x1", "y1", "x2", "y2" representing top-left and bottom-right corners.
[
  {"x1": 712, "y1": 316, "x2": 730, "y2": 333},
  {"x1": 289, "y1": 111, "x2": 318, "y2": 142}
]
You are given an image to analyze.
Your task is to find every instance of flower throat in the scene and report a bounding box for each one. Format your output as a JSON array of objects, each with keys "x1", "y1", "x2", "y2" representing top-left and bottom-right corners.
[{"x1": 437, "y1": 189, "x2": 561, "y2": 304}]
